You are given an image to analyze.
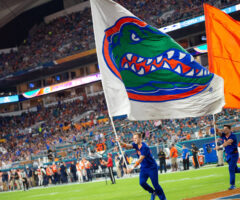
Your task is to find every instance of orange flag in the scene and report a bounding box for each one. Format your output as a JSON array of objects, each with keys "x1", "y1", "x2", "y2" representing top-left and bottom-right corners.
[{"x1": 204, "y1": 3, "x2": 240, "y2": 108}]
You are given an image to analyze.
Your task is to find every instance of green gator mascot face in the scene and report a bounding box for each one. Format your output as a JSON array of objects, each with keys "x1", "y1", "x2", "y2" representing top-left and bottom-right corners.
[{"x1": 103, "y1": 17, "x2": 213, "y2": 102}]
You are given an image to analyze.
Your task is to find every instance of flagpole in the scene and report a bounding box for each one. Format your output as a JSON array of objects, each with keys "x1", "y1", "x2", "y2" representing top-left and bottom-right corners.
[
  {"x1": 109, "y1": 116, "x2": 129, "y2": 170},
  {"x1": 212, "y1": 114, "x2": 218, "y2": 150},
  {"x1": 98, "y1": 86, "x2": 129, "y2": 170}
]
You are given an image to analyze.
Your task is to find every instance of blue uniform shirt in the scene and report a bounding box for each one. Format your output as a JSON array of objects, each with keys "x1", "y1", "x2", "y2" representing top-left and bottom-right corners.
[
  {"x1": 132, "y1": 142, "x2": 157, "y2": 169},
  {"x1": 182, "y1": 148, "x2": 189, "y2": 159},
  {"x1": 221, "y1": 132, "x2": 238, "y2": 156}
]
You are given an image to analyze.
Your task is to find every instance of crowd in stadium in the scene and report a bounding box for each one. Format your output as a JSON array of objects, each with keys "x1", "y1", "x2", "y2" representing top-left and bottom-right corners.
[
  {"x1": 116, "y1": 0, "x2": 239, "y2": 27},
  {"x1": 0, "y1": 103, "x2": 239, "y2": 191},
  {"x1": 0, "y1": 94, "x2": 107, "y2": 167},
  {"x1": 0, "y1": 7, "x2": 94, "y2": 78},
  {"x1": 0, "y1": 0, "x2": 239, "y2": 78},
  {"x1": 0, "y1": 89, "x2": 239, "y2": 191},
  {"x1": 0, "y1": 92, "x2": 240, "y2": 169},
  {"x1": 0, "y1": 157, "x2": 104, "y2": 191}
]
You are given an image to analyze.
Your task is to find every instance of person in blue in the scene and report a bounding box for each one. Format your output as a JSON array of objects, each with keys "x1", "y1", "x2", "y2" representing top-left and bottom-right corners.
[
  {"x1": 117, "y1": 133, "x2": 166, "y2": 200},
  {"x1": 182, "y1": 145, "x2": 190, "y2": 170},
  {"x1": 60, "y1": 162, "x2": 68, "y2": 184},
  {"x1": 216, "y1": 124, "x2": 240, "y2": 190}
]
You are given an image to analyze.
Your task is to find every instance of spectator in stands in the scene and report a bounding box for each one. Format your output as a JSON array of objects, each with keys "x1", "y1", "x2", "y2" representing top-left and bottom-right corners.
[
  {"x1": 76, "y1": 161, "x2": 83, "y2": 183},
  {"x1": 0, "y1": 170, "x2": 2, "y2": 192},
  {"x1": 9, "y1": 170, "x2": 16, "y2": 190},
  {"x1": 21, "y1": 169, "x2": 29, "y2": 191},
  {"x1": 170, "y1": 144, "x2": 178, "y2": 171},
  {"x1": 36, "y1": 166, "x2": 44, "y2": 186},
  {"x1": 70, "y1": 161, "x2": 77, "y2": 182},
  {"x1": 115, "y1": 153, "x2": 122, "y2": 178},
  {"x1": 79, "y1": 159, "x2": 87, "y2": 182},
  {"x1": 191, "y1": 143, "x2": 199, "y2": 169},
  {"x1": 60, "y1": 162, "x2": 68, "y2": 183},
  {"x1": 102, "y1": 153, "x2": 116, "y2": 184},
  {"x1": 2, "y1": 170, "x2": 9, "y2": 191},
  {"x1": 182, "y1": 145, "x2": 190, "y2": 170},
  {"x1": 25, "y1": 166, "x2": 33, "y2": 188},
  {"x1": 83, "y1": 158, "x2": 92, "y2": 182},
  {"x1": 158, "y1": 148, "x2": 167, "y2": 173},
  {"x1": 46, "y1": 165, "x2": 53, "y2": 185},
  {"x1": 120, "y1": 152, "x2": 129, "y2": 176},
  {"x1": 51, "y1": 162, "x2": 59, "y2": 184}
]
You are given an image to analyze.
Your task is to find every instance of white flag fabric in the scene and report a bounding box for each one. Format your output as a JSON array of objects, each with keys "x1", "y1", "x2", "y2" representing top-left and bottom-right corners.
[{"x1": 90, "y1": 0, "x2": 225, "y2": 120}]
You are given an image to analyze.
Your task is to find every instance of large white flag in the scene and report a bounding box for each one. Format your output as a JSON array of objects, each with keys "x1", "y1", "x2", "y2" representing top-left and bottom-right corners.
[{"x1": 90, "y1": 0, "x2": 225, "y2": 120}]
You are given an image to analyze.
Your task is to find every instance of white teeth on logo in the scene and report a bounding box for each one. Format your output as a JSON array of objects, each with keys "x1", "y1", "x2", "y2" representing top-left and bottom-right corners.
[
  {"x1": 131, "y1": 64, "x2": 136, "y2": 72},
  {"x1": 179, "y1": 52, "x2": 186, "y2": 60},
  {"x1": 137, "y1": 57, "x2": 144, "y2": 63},
  {"x1": 206, "y1": 70, "x2": 210, "y2": 75},
  {"x1": 156, "y1": 56, "x2": 163, "y2": 64},
  {"x1": 197, "y1": 69, "x2": 203, "y2": 76},
  {"x1": 174, "y1": 65, "x2": 182, "y2": 74},
  {"x1": 203, "y1": 70, "x2": 206, "y2": 76},
  {"x1": 167, "y1": 50, "x2": 174, "y2": 59},
  {"x1": 127, "y1": 53, "x2": 133, "y2": 61},
  {"x1": 190, "y1": 55, "x2": 194, "y2": 62},
  {"x1": 138, "y1": 68, "x2": 145, "y2": 75},
  {"x1": 146, "y1": 59, "x2": 153, "y2": 65},
  {"x1": 151, "y1": 65, "x2": 157, "y2": 71},
  {"x1": 186, "y1": 69, "x2": 194, "y2": 76},
  {"x1": 162, "y1": 62, "x2": 171, "y2": 69},
  {"x1": 123, "y1": 63, "x2": 129, "y2": 69}
]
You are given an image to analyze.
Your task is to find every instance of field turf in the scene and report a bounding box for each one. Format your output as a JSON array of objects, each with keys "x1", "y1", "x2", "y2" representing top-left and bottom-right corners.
[{"x1": 1, "y1": 165, "x2": 239, "y2": 200}]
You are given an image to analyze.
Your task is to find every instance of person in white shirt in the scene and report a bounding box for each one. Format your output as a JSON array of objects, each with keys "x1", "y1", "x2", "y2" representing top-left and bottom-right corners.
[
  {"x1": 76, "y1": 161, "x2": 83, "y2": 183},
  {"x1": 80, "y1": 159, "x2": 86, "y2": 181},
  {"x1": 37, "y1": 166, "x2": 44, "y2": 186}
]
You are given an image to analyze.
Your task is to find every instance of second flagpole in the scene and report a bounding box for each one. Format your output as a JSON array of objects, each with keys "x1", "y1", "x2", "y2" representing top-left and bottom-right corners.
[{"x1": 109, "y1": 115, "x2": 129, "y2": 170}]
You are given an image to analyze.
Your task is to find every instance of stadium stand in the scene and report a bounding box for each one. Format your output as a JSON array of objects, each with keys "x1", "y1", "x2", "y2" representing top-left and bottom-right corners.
[
  {"x1": 0, "y1": 91, "x2": 239, "y2": 168},
  {"x1": 0, "y1": 0, "x2": 239, "y2": 78}
]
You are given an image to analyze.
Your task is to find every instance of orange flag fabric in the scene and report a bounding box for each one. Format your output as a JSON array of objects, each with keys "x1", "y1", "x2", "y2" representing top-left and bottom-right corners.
[{"x1": 204, "y1": 3, "x2": 240, "y2": 108}]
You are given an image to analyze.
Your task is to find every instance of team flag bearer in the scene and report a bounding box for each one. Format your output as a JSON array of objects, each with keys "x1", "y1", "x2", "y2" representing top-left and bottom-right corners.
[
  {"x1": 117, "y1": 133, "x2": 166, "y2": 200},
  {"x1": 216, "y1": 125, "x2": 240, "y2": 190}
]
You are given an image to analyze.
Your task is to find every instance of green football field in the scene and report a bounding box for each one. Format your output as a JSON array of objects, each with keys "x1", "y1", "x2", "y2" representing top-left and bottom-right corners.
[{"x1": 1, "y1": 165, "x2": 239, "y2": 200}]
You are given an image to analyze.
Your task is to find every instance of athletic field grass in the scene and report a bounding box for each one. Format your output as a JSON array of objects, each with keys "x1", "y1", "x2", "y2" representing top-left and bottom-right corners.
[{"x1": 1, "y1": 165, "x2": 240, "y2": 200}]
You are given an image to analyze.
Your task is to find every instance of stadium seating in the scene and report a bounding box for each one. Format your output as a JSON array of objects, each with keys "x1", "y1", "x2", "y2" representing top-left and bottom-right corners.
[
  {"x1": 0, "y1": 89, "x2": 239, "y2": 169},
  {"x1": 0, "y1": 0, "x2": 240, "y2": 78}
]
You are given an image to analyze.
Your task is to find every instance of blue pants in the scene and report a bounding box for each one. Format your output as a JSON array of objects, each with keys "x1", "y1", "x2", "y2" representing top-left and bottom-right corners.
[
  {"x1": 139, "y1": 167, "x2": 166, "y2": 200},
  {"x1": 53, "y1": 173, "x2": 58, "y2": 184},
  {"x1": 61, "y1": 173, "x2": 68, "y2": 183},
  {"x1": 227, "y1": 154, "x2": 240, "y2": 186}
]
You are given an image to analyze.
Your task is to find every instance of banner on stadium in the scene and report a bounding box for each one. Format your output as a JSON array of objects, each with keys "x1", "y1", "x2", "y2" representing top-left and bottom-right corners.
[
  {"x1": 90, "y1": 0, "x2": 225, "y2": 120},
  {"x1": 204, "y1": 4, "x2": 240, "y2": 108},
  {"x1": 22, "y1": 73, "x2": 101, "y2": 99},
  {"x1": 0, "y1": 95, "x2": 19, "y2": 105}
]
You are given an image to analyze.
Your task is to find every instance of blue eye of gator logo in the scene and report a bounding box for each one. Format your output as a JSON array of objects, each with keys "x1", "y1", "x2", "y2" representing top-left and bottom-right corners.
[{"x1": 103, "y1": 17, "x2": 213, "y2": 102}]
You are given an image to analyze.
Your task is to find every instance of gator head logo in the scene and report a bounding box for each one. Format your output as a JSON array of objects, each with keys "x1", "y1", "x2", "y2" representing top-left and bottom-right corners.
[{"x1": 103, "y1": 17, "x2": 213, "y2": 102}]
